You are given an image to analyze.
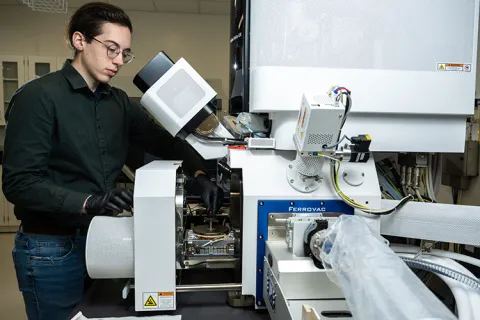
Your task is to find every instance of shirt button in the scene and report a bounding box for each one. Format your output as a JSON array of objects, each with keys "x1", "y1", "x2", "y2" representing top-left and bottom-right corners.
[
  {"x1": 97, "y1": 126, "x2": 101, "y2": 130},
  {"x1": 102, "y1": 150, "x2": 105, "y2": 155}
]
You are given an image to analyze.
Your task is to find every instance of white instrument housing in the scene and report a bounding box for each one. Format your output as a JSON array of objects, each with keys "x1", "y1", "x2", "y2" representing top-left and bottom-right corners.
[
  {"x1": 140, "y1": 58, "x2": 216, "y2": 137},
  {"x1": 249, "y1": 0, "x2": 480, "y2": 152}
]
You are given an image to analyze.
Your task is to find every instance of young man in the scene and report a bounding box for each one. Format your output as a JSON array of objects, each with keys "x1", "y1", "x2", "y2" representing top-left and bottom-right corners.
[{"x1": 2, "y1": 2, "x2": 222, "y2": 319}]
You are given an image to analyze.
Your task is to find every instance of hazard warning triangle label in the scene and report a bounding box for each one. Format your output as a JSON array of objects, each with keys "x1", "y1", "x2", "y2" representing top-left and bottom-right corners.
[
  {"x1": 437, "y1": 63, "x2": 471, "y2": 72},
  {"x1": 144, "y1": 295, "x2": 157, "y2": 307}
]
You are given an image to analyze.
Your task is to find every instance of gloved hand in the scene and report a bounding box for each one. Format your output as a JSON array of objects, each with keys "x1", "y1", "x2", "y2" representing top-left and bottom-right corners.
[
  {"x1": 84, "y1": 188, "x2": 133, "y2": 216},
  {"x1": 192, "y1": 174, "x2": 224, "y2": 215}
]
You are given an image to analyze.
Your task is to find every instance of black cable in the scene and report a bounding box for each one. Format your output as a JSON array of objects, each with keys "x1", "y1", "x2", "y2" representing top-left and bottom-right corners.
[
  {"x1": 191, "y1": 131, "x2": 247, "y2": 145},
  {"x1": 191, "y1": 131, "x2": 243, "y2": 142},
  {"x1": 452, "y1": 187, "x2": 458, "y2": 204},
  {"x1": 376, "y1": 163, "x2": 405, "y2": 198},
  {"x1": 225, "y1": 140, "x2": 248, "y2": 146},
  {"x1": 322, "y1": 134, "x2": 351, "y2": 149},
  {"x1": 382, "y1": 158, "x2": 403, "y2": 189},
  {"x1": 332, "y1": 160, "x2": 413, "y2": 215},
  {"x1": 336, "y1": 92, "x2": 351, "y2": 128},
  {"x1": 362, "y1": 195, "x2": 414, "y2": 216}
]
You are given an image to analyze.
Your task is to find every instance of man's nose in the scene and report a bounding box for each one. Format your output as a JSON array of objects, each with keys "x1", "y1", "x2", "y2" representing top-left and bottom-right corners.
[{"x1": 113, "y1": 54, "x2": 124, "y2": 67}]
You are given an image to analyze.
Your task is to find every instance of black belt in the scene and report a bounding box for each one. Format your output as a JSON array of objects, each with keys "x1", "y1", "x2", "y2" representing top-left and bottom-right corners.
[{"x1": 21, "y1": 223, "x2": 88, "y2": 236}]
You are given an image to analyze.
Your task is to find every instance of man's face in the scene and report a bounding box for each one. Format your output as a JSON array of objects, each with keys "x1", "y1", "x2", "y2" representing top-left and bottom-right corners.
[{"x1": 81, "y1": 22, "x2": 132, "y2": 84}]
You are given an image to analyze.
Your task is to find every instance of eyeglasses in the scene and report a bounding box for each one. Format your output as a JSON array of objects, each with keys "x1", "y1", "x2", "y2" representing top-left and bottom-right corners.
[{"x1": 87, "y1": 35, "x2": 135, "y2": 64}]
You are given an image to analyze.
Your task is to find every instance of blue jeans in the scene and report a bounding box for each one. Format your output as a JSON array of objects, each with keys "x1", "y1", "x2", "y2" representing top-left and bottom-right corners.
[{"x1": 12, "y1": 230, "x2": 87, "y2": 320}]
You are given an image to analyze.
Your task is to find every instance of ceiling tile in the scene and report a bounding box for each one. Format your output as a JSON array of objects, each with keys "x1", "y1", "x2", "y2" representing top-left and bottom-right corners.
[
  {"x1": 153, "y1": 0, "x2": 198, "y2": 14},
  {"x1": 109, "y1": 0, "x2": 155, "y2": 12},
  {"x1": 200, "y1": 1, "x2": 229, "y2": 15}
]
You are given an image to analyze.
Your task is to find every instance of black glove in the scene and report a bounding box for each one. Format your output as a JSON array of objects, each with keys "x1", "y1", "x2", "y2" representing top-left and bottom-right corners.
[
  {"x1": 192, "y1": 174, "x2": 224, "y2": 215},
  {"x1": 85, "y1": 188, "x2": 133, "y2": 216}
]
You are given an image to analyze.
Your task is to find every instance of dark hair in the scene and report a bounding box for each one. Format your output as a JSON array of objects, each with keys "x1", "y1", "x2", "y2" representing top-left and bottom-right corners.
[{"x1": 66, "y1": 2, "x2": 133, "y2": 52}]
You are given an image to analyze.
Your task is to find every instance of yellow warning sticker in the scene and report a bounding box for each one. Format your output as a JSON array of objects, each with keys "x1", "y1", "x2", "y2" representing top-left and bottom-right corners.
[
  {"x1": 143, "y1": 293, "x2": 158, "y2": 309},
  {"x1": 437, "y1": 63, "x2": 471, "y2": 72},
  {"x1": 145, "y1": 296, "x2": 157, "y2": 307}
]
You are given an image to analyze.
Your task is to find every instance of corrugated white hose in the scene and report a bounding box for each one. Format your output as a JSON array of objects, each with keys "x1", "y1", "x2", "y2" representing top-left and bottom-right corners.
[
  {"x1": 398, "y1": 254, "x2": 471, "y2": 320},
  {"x1": 398, "y1": 253, "x2": 480, "y2": 320},
  {"x1": 400, "y1": 256, "x2": 480, "y2": 290},
  {"x1": 438, "y1": 276, "x2": 471, "y2": 320},
  {"x1": 422, "y1": 253, "x2": 480, "y2": 320},
  {"x1": 438, "y1": 257, "x2": 480, "y2": 320},
  {"x1": 444, "y1": 279, "x2": 472, "y2": 320},
  {"x1": 393, "y1": 244, "x2": 480, "y2": 318},
  {"x1": 391, "y1": 245, "x2": 480, "y2": 270}
]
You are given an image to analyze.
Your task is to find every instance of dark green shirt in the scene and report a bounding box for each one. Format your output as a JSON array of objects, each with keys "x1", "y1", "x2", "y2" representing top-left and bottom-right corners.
[{"x1": 2, "y1": 60, "x2": 206, "y2": 227}]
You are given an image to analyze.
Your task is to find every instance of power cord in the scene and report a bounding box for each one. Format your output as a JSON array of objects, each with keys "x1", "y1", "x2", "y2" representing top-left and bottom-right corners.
[
  {"x1": 329, "y1": 158, "x2": 413, "y2": 215},
  {"x1": 322, "y1": 134, "x2": 351, "y2": 149}
]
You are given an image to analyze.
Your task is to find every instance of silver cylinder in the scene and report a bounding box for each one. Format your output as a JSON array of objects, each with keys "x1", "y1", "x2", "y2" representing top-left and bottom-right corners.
[
  {"x1": 406, "y1": 167, "x2": 413, "y2": 187},
  {"x1": 310, "y1": 230, "x2": 327, "y2": 263},
  {"x1": 128, "y1": 283, "x2": 242, "y2": 292},
  {"x1": 414, "y1": 167, "x2": 421, "y2": 188},
  {"x1": 176, "y1": 284, "x2": 242, "y2": 293}
]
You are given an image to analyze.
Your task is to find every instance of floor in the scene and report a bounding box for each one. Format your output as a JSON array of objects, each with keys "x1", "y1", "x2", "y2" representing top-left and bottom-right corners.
[{"x1": 0, "y1": 233, "x2": 27, "y2": 320}]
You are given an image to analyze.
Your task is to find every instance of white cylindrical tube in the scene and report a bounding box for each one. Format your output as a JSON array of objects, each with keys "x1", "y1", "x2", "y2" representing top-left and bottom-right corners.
[
  {"x1": 86, "y1": 216, "x2": 134, "y2": 279},
  {"x1": 398, "y1": 253, "x2": 479, "y2": 320}
]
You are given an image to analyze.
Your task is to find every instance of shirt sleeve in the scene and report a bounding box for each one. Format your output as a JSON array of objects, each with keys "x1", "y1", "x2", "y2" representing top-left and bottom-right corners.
[
  {"x1": 2, "y1": 81, "x2": 90, "y2": 215},
  {"x1": 127, "y1": 98, "x2": 207, "y2": 177}
]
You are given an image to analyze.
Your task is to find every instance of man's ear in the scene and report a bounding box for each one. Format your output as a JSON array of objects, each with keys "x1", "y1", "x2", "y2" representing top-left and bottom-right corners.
[{"x1": 71, "y1": 31, "x2": 86, "y2": 52}]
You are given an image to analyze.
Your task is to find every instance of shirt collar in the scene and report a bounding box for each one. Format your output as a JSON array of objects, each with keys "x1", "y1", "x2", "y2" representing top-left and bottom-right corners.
[{"x1": 61, "y1": 59, "x2": 112, "y2": 95}]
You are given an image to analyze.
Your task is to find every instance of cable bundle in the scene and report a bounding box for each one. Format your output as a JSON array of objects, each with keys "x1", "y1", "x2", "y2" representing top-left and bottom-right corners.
[{"x1": 329, "y1": 158, "x2": 413, "y2": 215}]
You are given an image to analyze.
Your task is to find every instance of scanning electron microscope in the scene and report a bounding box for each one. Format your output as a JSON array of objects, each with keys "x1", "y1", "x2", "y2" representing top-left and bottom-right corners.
[{"x1": 84, "y1": 1, "x2": 480, "y2": 319}]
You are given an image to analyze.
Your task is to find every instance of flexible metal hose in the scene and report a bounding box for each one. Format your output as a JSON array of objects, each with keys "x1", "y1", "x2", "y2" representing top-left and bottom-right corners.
[
  {"x1": 401, "y1": 256, "x2": 480, "y2": 291},
  {"x1": 392, "y1": 245, "x2": 480, "y2": 269}
]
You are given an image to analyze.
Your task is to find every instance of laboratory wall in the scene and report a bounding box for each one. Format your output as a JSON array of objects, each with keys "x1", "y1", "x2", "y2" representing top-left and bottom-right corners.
[{"x1": 0, "y1": 5, "x2": 230, "y2": 113}]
